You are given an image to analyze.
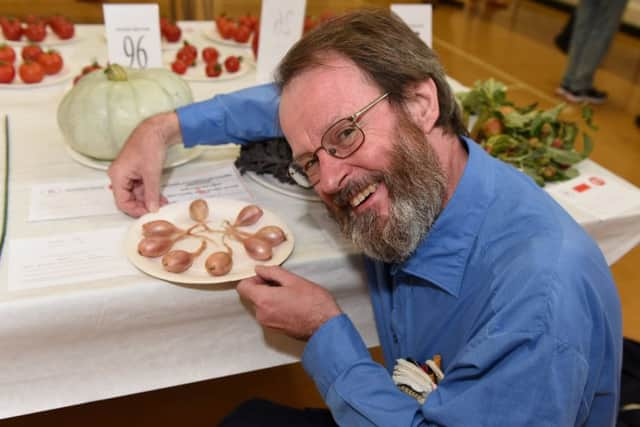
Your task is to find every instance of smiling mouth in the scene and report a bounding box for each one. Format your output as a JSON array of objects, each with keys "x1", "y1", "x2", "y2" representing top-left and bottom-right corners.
[{"x1": 350, "y1": 183, "x2": 378, "y2": 208}]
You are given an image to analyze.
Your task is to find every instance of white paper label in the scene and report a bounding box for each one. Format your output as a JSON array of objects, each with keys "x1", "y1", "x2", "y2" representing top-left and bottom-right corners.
[
  {"x1": 256, "y1": 0, "x2": 306, "y2": 83},
  {"x1": 103, "y1": 4, "x2": 163, "y2": 69},
  {"x1": 391, "y1": 4, "x2": 433, "y2": 47}
]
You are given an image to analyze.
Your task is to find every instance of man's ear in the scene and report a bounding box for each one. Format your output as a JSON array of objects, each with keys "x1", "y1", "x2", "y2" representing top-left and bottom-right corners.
[{"x1": 403, "y1": 79, "x2": 439, "y2": 134}]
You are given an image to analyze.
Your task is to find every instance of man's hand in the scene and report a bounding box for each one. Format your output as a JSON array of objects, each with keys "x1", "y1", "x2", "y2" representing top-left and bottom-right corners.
[
  {"x1": 236, "y1": 265, "x2": 342, "y2": 341},
  {"x1": 107, "y1": 112, "x2": 181, "y2": 217}
]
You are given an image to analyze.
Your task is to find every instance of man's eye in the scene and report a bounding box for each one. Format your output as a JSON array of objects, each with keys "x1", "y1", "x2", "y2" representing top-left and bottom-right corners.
[
  {"x1": 336, "y1": 126, "x2": 358, "y2": 144},
  {"x1": 303, "y1": 156, "x2": 319, "y2": 172}
]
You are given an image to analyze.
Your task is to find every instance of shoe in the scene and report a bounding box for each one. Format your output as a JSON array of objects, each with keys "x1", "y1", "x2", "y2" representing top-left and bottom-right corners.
[
  {"x1": 555, "y1": 86, "x2": 607, "y2": 104},
  {"x1": 553, "y1": 34, "x2": 570, "y2": 54}
]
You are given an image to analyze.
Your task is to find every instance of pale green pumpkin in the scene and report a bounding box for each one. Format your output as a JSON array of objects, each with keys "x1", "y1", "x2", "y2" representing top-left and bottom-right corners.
[{"x1": 57, "y1": 64, "x2": 193, "y2": 160}]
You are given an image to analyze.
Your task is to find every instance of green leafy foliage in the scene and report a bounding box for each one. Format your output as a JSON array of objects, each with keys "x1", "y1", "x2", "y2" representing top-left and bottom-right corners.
[{"x1": 456, "y1": 79, "x2": 597, "y2": 186}]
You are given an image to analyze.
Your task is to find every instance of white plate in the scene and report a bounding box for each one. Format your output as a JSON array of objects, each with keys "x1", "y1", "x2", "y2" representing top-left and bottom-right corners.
[
  {"x1": 163, "y1": 50, "x2": 251, "y2": 82},
  {"x1": 65, "y1": 144, "x2": 204, "y2": 171},
  {"x1": 201, "y1": 26, "x2": 253, "y2": 48},
  {"x1": 125, "y1": 198, "x2": 295, "y2": 284},
  {"x1": 245, "y1": 171, "x2": 321, "y2": 202},
  {"x1": 0, "y1": 32, "x2": 81, "y2": 46},
  {"x1": 0, "y1": 66, "x2": 73, "y2": 89}
]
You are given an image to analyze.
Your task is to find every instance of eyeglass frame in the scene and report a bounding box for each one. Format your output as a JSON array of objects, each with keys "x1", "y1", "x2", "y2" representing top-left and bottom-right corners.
[{"x1": 287, "y1": 92, "x2": 390, "y2": 189}]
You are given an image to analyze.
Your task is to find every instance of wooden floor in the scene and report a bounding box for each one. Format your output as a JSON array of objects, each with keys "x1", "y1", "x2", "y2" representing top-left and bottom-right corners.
[{"x1": 4, "y1": 1, "x2": 639, "y2": 426}]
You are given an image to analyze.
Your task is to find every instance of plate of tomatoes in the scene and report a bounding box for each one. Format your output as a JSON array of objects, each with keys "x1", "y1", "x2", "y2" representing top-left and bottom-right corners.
[
  {"x1": 165, "y1": 44, "x2": 251, "y2": 82},
  {"x1": 0, "y1": 15, "x2": 77, "y2": 46},
  {"x1": 0, "y1": 44, "x2": 71, "y2": 88},
  {"x1": 202, "y1": 14, "x2": 258, "y2": 48}
]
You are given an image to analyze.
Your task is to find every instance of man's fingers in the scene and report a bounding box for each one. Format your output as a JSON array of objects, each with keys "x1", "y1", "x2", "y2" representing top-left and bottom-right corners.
[
  {"x1": 254, "y1": 265, "x2": 300, "y2": 287},
  {"x1": 143, "y1": 170, "x2": 162, "y2": 213}
]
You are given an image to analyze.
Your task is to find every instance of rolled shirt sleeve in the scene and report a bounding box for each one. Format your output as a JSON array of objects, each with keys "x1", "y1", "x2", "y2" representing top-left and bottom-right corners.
[{"x1": 176, "y1": 83, "x2": 283, "y2": 147}]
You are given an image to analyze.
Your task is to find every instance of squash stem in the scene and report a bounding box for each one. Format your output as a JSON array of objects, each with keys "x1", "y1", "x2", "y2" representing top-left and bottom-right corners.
[{"x1": 104, "y1": 64, "x2": 129, "y2": 82}]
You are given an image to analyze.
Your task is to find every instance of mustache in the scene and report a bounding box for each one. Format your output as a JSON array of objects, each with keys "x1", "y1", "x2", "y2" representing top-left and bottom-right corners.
[{"x1": 332, "y1": 173, "x2": 385, "y2": 208}]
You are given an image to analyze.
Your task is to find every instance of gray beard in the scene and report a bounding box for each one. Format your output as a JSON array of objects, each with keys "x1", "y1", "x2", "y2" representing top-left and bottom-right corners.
[{"x1": 329, "y1": 115, "x2": 447, "y2": 263}]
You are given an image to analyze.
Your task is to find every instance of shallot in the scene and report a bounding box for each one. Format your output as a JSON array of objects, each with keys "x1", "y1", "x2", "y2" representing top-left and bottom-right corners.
[
  {"x1": 142, "y1": 220, "x2": 182, "y2": 237},
  {"x1": 233, "y1": 204, "x2": 263, "y2": 227},
  {"x1": 162, "y1": 240, "x2": 207, "y2": 273},
  {"x1": 205, "y1": 251, "x2": 233, "y2": 276},
  {"x1": 189, "y1": 199, "x2": 209, "y2": 223},
  {"x1": 138, "y1": 236, "x2": 175, "y2": 257}
]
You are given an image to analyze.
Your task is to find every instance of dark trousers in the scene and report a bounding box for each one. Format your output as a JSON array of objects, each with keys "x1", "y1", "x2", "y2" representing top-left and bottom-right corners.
[{"x1": 218, "y1": 399, "x2": 339, "y2": 427}]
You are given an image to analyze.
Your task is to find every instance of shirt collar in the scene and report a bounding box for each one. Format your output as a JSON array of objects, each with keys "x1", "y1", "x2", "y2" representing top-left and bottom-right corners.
[{"x1": 397, "y1": 136, "x2": 495, "y2": 297}]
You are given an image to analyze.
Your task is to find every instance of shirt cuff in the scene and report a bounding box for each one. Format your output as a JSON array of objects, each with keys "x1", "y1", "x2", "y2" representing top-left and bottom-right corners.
[{"x1": 302, "y1": 314, "x2": 371, "y2": 398}]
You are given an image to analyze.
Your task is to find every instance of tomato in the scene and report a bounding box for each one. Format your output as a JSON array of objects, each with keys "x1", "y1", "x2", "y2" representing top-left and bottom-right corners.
[
  {"x1": 37, "y1": 50, "x2": 63, "y2": 75},
  {"x1": 0, "y1": 61, "x2": 15, "y2": 84},
  {"x1": 205, "y1": 62, "x2": 222, "y2": 78},
  {"x1": 181, "y1": 41, "x2": 197, "y2": 58},
  {"x1": 19, "y1": 61, "x2": 44, "y2": 84},
  {"x1": 0, "y1": 44, "x2": 16, "y2": 63},
  {"x1": 482, "y1": 117, "x2": 503, "y2": 137},
  {"x1": 551, "y1": 138, "x2": 564, "y2": 148},
  {"x1": 233, "y1": 25, "x2": 251, "y2": 43},
  {"x1": 238, "y1": 14, "x2": 257, "y2": 31},
  {"x1": 23, "y1": 15, "x2": 43, "y2": 26},
  {"x1": 163, "y1": 23, "x2": 181, "y2": 42},
  {"x1": 176, "y1": 49, "x2": 196, "y2": 66},
  {"x1": 215, "y1": 15, "x2": 229, "y2": 34},
  {"x1": 24, "y1": 23, "x2": 47, "y2": 42},
  {"x1": 202, "y1": 46, "x2": 219, "y2": 64},
  {"x1": 21, "y1": 44, "x2": 43, "y2": 61},
  {"x1": 81, "y1": 61, "x2": 102, "y2": 75},
  {"x1": 53, "y1": 20, "x2": 74, "y2": 40},
  {"x1": 303, "y1": 15, "x2": 317, "y2": 34},
  {"x1": 171, "y1": 59, "x2": 187, "y2": 74},
  {"x1": 219, "y1": 21, "x2": 236, "y2": 40},
  {"x1": 159, "y1": 17, "x2": 170, "y2": 34},
  {"x1": 224, "y1": 55, "x2": 241, "y2": 73},
  {"x1": 1, "y1": 19, "x2": 23, "y2": 41}
]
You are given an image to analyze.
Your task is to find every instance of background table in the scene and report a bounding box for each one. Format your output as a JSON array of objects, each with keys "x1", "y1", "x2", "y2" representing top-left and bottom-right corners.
[{"x1": 0, "y1": 23, "x2": 638, "y2": 419}]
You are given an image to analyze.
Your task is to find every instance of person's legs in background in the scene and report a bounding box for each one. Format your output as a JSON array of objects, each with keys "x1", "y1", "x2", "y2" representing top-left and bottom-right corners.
[{"x1": 557, "y1": 0, "x2": 628, "y2": 104}]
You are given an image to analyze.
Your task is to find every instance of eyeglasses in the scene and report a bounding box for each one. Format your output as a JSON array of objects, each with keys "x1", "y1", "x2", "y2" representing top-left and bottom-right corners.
[{"x1": 287, "y1": 92, "x2": 390, "y2": 189}]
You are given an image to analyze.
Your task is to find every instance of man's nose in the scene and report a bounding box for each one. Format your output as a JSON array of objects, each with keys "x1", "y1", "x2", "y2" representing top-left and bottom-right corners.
[{"x1": 313, "y1": 150, "x2": 348, "y2": 196}]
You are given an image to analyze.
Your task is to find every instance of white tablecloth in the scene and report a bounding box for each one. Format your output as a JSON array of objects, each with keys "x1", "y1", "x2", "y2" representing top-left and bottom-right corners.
[{"x1": 0, "y1": 24, "x2": 638, "y2": 419}]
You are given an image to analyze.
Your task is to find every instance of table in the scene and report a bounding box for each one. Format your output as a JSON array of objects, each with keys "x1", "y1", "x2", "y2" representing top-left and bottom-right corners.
[{"x1": 0, "y1": 23, "x2": 639, "y2": 419}]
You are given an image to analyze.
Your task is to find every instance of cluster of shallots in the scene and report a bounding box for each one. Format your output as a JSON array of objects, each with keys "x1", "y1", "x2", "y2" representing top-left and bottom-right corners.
[{"x1": 137, "y1": 199, "x2": 287, "y2": 276}]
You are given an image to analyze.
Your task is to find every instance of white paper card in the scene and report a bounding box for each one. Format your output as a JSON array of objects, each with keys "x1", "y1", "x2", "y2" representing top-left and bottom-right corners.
[
  {"x1": 391, "y1": 4, "x2": 433, "y2": 47},
  {"x1": 546, "y1": 174, "x2": 640, "y2": 221},
  {"x1": 103, "y1": 4, "x2": 163, "y2": 68},
  {"x1": 256, "y1": 0, "x2": 306, "y2": 83},
  {"x1": 29, "y1": 164, "x2": 253, "y2": 222},
  {"x1": 7, "y1": 227, "x2": 137, "y2": 291}
]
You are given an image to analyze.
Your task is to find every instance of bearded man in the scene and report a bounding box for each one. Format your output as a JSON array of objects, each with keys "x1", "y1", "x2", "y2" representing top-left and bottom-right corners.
[{"x1": 108, "y1": 9, "x2": 622, "y2": 427}]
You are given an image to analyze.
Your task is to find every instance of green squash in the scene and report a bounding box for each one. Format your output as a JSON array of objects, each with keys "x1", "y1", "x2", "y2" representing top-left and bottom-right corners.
[{"x1": 57, "y1": 64, "x2": 193, "y2": 160}]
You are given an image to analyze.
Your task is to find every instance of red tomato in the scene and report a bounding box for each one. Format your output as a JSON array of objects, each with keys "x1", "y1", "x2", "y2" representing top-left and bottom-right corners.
[
  {"x1": 202, "y1": 46, "x2": 219, "y2": 64},
  {"x1": 205, "y1": 62, "x2": 221, "y2": 78},
  {"x1": 181, "y1": 41, "x2": 197, "y2": 58},
  {"x1": 219, "y1": 21, "x2": 236, "y2": 40},
  {"x1": 159, "y1": 17, "x2": 170, "y2": 34},
  {"x1": 233, "y1": 25, "x2": 250, "y2": 43},
  {"x1": 0, "y1": 61, "x2": 15, "y2": 84},
  {"x1": 176, "y1": 49, "x2": 196, "y2": 67},
  {"x1": 0, "y1": 44, "x2": 16, "y2": 64},
  {"x1": 1, "y1": 19, "x2": 23, "y2": 41},
  {"x1": 21, "y1": 44, "x2": 43, "y2": 61},
  {"x1": 163, "y1": 24, "x2": 181, "y2": 42},
  {"x1": 37, "y1": 50, "x2": 63, "y2": 75},
  {"x1": 303, "y1": 15, "x2": 317, "y2": 34},
  {"x1": 19, "y1": 61, "x2": 44, "y2": 84},
  {"x1": 81, "y1": 61, "x2": 102, "y2": 75},
  {"x1": 53, "y1": 21, "x2": 74, "y2": 40},
  {"x1": 171, "y1": 59, "x2": 187, "y2": 75},
  {"x1": 215, "y1": 15, "x2": 229, "y2": 34},
  {"x1": 24, "y1": 23, "x2": 47, "y2": 42},
  {"x1": 223, "y1": 55, "x2": 241, "y2": 73},
  {"x1": 23, "y1": 15, "x2": 43, "y2": 26},
  {"x1": 238, "y1": 14, "x2": 257, "y2": 31}
]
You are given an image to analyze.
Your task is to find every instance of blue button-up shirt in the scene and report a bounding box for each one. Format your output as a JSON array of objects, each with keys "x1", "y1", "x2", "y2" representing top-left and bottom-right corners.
[{"x1": 177, "y1": 84, "x2": 622, "y2": 426}]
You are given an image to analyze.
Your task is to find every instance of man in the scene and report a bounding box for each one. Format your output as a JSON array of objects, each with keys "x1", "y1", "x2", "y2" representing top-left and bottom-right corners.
[{"x1": 108, "y1": 9, "x2": 622, "y2": 426}]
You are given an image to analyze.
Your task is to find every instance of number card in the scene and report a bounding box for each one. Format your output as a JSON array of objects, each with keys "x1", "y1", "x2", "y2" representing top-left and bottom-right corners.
[
  {"x1": 103, "y1": 4, "x2": 163, "y2": 69},
  {"x1": 256, "y1": 0, "x2": 306, "y2": 84},
  {"x1": 391, "y1": 4, "x2": 433, "y2": 48}
]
